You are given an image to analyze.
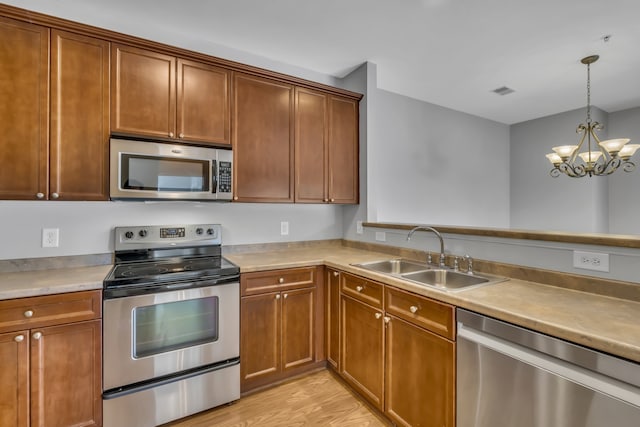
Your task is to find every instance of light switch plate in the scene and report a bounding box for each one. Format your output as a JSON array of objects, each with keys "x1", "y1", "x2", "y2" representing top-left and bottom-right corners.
[
  {"x1": 356, "y1": 221, "x2": 363, "y2": 234},
  {"x1": 375, "y1": 231, "x2": 386, "y2": 242},
  {"x1": 280, "y1": 221, "x2": 289, "y2": 236}
]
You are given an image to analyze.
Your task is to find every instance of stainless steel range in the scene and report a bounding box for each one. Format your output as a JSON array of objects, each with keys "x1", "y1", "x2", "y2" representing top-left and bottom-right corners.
[{"x1": 102, "y1": 224, "x2": 240, "y2": 427}]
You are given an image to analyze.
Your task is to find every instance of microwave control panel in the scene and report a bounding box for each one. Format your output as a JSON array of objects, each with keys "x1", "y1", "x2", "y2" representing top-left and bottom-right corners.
[{"x1": 218, "y1": 161, "x2": 232, "y2": 193}]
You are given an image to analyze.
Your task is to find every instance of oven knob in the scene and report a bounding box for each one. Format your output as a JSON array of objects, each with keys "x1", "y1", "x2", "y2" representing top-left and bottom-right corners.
[
  {"x1": 207, "y1": 228, "x2": 215, "y2": 236},
  {"x1": 139, "y1": 230, "x2": 148, "y2": 238},
  {"x1": 195, "y1": 228, "x2": 204, "y2": 235},
  {"x1": 124, "y1": 231, "x2": 134, "y2": 239}
]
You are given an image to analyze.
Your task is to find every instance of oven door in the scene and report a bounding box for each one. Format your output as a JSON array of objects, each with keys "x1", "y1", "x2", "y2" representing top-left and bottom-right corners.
[{"x1": 103, "y1": 280, "x2": 239, "y2": 391}]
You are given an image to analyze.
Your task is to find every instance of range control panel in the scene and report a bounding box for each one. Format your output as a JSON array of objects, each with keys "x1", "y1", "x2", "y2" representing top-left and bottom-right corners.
[{"x1": 115, "y1": 224, "x2": 222, "y2": 251}]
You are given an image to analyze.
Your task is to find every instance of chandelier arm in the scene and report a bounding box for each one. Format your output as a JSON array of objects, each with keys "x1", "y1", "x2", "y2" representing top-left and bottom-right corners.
[
  {"x1": 623, "y1": 161, "x2": 636, "y2": 173},
  {"x1": 570, "y1": 128, "x2": 588, "y2": 164}
]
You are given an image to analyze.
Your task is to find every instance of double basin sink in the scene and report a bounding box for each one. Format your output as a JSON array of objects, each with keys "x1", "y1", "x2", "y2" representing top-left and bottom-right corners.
[{"x1": 352, "y1": 258, "x2": 507, "y2": 292}]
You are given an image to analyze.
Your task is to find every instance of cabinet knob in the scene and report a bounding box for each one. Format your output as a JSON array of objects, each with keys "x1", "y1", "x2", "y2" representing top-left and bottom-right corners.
[
  {"x1": 179, "y1": 133, "x2": 184, "y2": 139},
  {"x1": 278, "y1": 277, "x2": 284, "y2": 284},
  {"x1": 51, "y1": 192, "x2": 59, "y2": 199},
  {"x1": 24, "y1": 310, "x2": 34, "y2": 318},
  {"x1": 355, "y1": 285, "x2": 364, "y2": 292},
  {"x1": 330, "y1": 198, "x2": 335, "y2": 202},
  {"x1": 323, "y1": 198, "x2": 329, "y2": 202},
  {"x1": 283, "y1": 293, "x2": 288, "y2": 299},
  {"x1": 233, "y1": 196, "x2": 238, "y2": 201},
  {"x1": 374, "y1": 312, "x2": 382, "y2": 319},
  {"x1": 32, "y1": 332, "x2": 42, "y2": 340},
  {"x1": 169, "y1": 132, "x2": 174, "y2": 138},
  {"x1": 384, "y1": 316, "x2": 391, "y2": 324},
  {"x1": 275, "y1": 294, "x2": 281, "y2": 300},
  {"x1": 36, "y1": 193, "x2": 44, "y2": 199},
  {"x1": 409, "y1": 306, "x2": 419, "y2": 314},
  {"x1": 14, "y1": 335, "x2": 24, "y2": 343},
  {"x1": 333, "y1": 271, "x2": 339, "y2": 277}
]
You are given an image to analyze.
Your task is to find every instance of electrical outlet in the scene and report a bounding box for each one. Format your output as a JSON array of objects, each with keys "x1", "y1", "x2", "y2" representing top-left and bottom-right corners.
[
  {"x1": 356, "y1": 221, "x2": 363, "y2": 234},
  {"x1": 375, "y1": 231, "x2": 386, "y2": 242},
  {"x1": 280, "y1": 221, "x2": 289, "y2": 236},
  {"x1": 573, "y1": 250, "x2": 609, "y2": 272},
  {"x1": 42, "y1": 228, "x2": 59, "y2": 248}
]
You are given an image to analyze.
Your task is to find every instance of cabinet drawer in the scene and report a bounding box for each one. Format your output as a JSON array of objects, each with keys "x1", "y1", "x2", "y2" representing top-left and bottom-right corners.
[
  {"x1": 341, "y1": 273, "x2": 383, "y2": 309},
  {"x1": 0, "y1": 290, "x2": 102, "y2": 334},
  {"x1": 385, "y1": 286, "x2": 455, "y2": 340},
  {"x1": 241, "y1": 267, "x2": 316, "y2": 296}
]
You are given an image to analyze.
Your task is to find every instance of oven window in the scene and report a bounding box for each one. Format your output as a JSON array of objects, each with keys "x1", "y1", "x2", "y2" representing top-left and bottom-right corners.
[
  {"x1": 133, "y1": 297, "x2": 219, "y2": 358},
  {"x1": 121, "y1": 154, "x2": 209, "y2": 192}
]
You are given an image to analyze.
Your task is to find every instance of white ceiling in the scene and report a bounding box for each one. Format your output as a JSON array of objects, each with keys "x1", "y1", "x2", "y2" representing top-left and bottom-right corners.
[{"x1": 6, "y1": 0, "x2": 640, "y2": 124}]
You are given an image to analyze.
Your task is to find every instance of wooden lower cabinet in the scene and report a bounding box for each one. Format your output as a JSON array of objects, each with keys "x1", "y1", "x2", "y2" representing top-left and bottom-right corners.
[
  {"x1": 385, "y1": 315, "x2": 455, "y2": 427},
  {"x1": 326, "y1": 268, "x2": 341, "y2": 370},
  {"x1": 340, "y1": 294, "x2": 384, "y2": 410},
  {"x1": 240, "y1": 267, "x2": 321, "y2": 392},
  {"x1": 0, "y1": 291, "x2": 102, "y2": 427}
]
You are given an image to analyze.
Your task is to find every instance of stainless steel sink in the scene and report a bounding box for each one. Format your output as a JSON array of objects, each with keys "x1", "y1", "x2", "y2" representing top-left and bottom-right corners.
[
  {"x1": 352, "y1": 258, "x2": 507, "y2": 292},
  {"x1": 353, "y1": 258, "x2": 430, "y2": 275}
]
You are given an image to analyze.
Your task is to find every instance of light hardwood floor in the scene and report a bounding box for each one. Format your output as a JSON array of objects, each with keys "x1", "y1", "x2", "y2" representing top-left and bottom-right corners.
[{"x1": 163, "y1": 369, "x2": 390, "y2": 426}]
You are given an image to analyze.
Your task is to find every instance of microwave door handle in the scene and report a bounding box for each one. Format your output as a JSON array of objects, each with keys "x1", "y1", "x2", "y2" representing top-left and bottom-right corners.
[{"x1": 212, "y1": 160, "x2": 217, "y2": 194}]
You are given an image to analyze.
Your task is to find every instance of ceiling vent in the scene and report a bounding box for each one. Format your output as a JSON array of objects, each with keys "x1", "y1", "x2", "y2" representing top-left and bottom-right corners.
[{"x1": 492, "y1": 86, "x2": 515, "y2": 96}]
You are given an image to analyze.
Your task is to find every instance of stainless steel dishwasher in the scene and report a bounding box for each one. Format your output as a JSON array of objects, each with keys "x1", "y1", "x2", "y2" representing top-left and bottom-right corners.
[{"x1": 457, "y1": 308, "x2": 640, "y2": 427}]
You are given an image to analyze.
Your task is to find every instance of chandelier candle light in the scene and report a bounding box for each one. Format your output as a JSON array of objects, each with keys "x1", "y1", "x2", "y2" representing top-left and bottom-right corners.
[{"x1": 546, "y1": 55, "x2": 639, "y2": 178}]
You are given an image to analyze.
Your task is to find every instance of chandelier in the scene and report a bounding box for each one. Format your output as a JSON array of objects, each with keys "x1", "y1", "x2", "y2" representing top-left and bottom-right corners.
[{"x1": 545, "y1": 55, "x2": 639, "y2": 178}]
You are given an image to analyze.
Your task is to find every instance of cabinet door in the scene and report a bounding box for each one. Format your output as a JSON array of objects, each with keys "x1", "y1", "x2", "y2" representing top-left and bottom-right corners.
[
  {"x1": 111, "y1": 44, "x2": 176, "y2": 138},
  {"x1": 326, "y1": 269, "x2": 340, "y2": 370},
  {"x1": 233, "y1": 73, "x2": 294, "y2": 202},
  {"x1": 385, "y1": 315, "x2": 455, "y2": 427},
  {"x1": 0, "y1": 17, "x2": 49, "y2": 200},
  {"x1": 30, "y1": 320, "x2": 102, "y2": 427},
  {"x1": 281, "y1": 287, "x2": 315, "y2": 371},
  {"x1": 50, "y1": 30, "x2": 109, "y2": 201},
  {"x1": 0, "y1": 331, "x2": 29, "y2": 427},
  {"x1": 240, "y1": 292, "x2": 281, "y2": 390},
  {"x1": 295, "y1": 87, "x2": 327, "y2": 202},
  {"x1": 328, "y1": 96, "x2": 359, "y2": 204},
  {"x1": 341, "y1": 295, "x2": 384, "y2": 410},
  {"x1": 177, "y1": 59, "x2": 230, "y2": 145}
]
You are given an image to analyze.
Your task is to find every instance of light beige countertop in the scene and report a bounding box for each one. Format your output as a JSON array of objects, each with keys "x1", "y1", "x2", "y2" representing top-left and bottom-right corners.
[
  {"x1": 0, "y1": 265, "x2": 111, "y2": 300},
  {"x1": 226, "y1": 246, "x2": 640, "y2": 364}
]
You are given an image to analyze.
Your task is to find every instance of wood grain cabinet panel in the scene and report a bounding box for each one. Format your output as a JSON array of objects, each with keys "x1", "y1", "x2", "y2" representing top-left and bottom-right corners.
[
  {"x1": 0, "y1": 17, "x2": 49, "y2": 200},
  {"x1": 0, "y1": 330, "x2": 29, "y2": 427},
  {"x1": 111, "y1": 44, "x2": 176, "y2": 138},
  {"x1": 233, "y1": 73, "x2": 294, "y2": 202},
  {"x1": 341, "y1": 273, "x2": 383, "y2": 309},
  {"x1": 328, "y1": 96, "x2": 359, "y2": 204},
  {"x1": 281, "y1": 287, "x2": 315, "y2": 371},
  {"x1": 295, "y1": 87, "x2": 327, "y2": 202},
  {"x1": 340, "y1": 295, "x2": 384, "y2": 411},
  {"x1": 326, "y1": 268, "x2": 341, "y2": 370},
  {"x1": 241, "y1": 266, "x2": 315, "y2": 296},
  {"x1": 51, "y1": 30, "x2": 110, "y2": 201},
  {"x1": 385, "y1": 315, "x2": 455, "y2": 427}
]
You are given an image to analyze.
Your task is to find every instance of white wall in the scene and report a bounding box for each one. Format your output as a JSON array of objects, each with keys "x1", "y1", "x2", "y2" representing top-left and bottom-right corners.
[
  {"x1": 608, "y1": 107, "x2": 640, "y2": 234},
  {"x1": 0, "y1": 201, "x2": 343, "y2": 260}
]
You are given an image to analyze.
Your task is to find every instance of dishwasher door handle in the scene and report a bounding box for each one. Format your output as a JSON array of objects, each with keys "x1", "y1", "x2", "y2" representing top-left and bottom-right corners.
[{"x1": 458, "y1": 323, "x2": 640, "y2": 408}]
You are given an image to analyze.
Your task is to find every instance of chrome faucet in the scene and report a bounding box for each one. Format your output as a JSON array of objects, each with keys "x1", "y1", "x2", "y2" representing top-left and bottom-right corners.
[{"x1": 407, "y1": 226, "x2": 446, "y2": 268}]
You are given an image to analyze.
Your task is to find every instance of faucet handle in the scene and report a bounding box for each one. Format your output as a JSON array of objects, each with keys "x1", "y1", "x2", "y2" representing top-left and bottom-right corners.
[
  {"x1": 464, "y1": 254, "x2": 473, "y2": 274},
  {"x1": 453, "y1": 256, "x2": 460, "y2": 271},
  {"x1": 427, "y1": 252, "x2": 433, "y2": 265}
]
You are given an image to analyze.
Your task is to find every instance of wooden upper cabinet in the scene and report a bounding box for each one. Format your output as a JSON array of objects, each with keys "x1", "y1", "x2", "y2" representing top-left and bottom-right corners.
[
  {"x1": 0, "y1": 17, "x2": 49, "y2": 200},
  {"x1": 50, "y1": 30, "x2": 110, "y2": 200},
  {"x1": 233, "y1": 73, "x2": 294, "y2": 202},
  {"x1": 328, "y1": 96, "x2": 359, "y2": 204},
  {"x1": 111, "y1": 44, "x2": 231, "y2": 145},
  {"x1": 111, "y1": 44, "x2": 176, "y2": 138},
  {"x1": 177, "y1": 59, "x2": 230, "y2": 144},
  {"x1": 295, "y1": 87, "x2": 327, "y2": 203}
]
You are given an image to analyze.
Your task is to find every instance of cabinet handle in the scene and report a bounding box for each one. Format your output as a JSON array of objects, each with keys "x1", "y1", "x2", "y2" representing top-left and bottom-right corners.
[
  {"x1": 355, "y1": 285, "x2": 364, "y2": 292},
  {"x1": 374, "y1": 312, "x2": 382, "y2": 319},
  {"x1": 278, "y1": 277, "x2": 284, "y2": 284},
  {"x1": 179, "y1": 133, "x2": 184, "y2": 138},
  {"x1": 333, "y1": 271, "x2": 339, "y2": 277},
  {"x1": 409, "y1": 306, "x2": 419, "y2": 314},
  {"x1": 36, "y1": 193, "x2": 44, "y2": 199},
  {"x1": 32, "y1": 332, "x2": 42, "y2": 340},
  {"x1": 275, "y1": 294, "x2": 281, "y2": 300},
  {"x1": 14, "y1": 335, "x2": 24, "y2": 343},
  {"x1": 169, "y1": 132, "x2": 174, "y2": 138},
  {"x1": 384, "y1": 316, "x2": 391, "y2": 324},
  {"x1": 283, "y1": 293, "x2": 288, "y2": 299},
  {"x1": 24, "y1": 310, "x2": 34, "y2": 318},
  {"x1": 51, "y1": 192, "x2": 59, "y2": 199}
]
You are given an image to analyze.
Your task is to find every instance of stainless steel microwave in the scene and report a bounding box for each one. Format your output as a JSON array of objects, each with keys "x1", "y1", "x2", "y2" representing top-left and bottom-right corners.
[{"x1": 110, "y1": 138, "x2": 233, "y2": 201}]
